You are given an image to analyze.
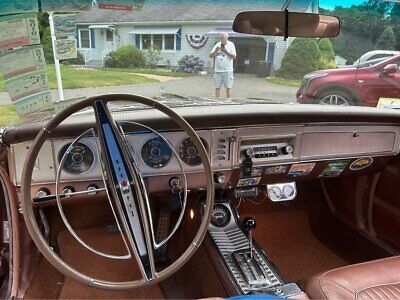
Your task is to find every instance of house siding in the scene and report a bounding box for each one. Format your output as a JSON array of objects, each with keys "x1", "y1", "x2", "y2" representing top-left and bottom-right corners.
[{"x1": 79, "y1": 23, "x2": 288, "y2": 71}]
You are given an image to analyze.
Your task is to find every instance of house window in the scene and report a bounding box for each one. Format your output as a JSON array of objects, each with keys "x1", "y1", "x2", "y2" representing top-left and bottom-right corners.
[
  {"x1": 153, "y1": 34, "x2": 163, "y2": 50},
  {"x1": 106, "y1": 30, "x2": 113, "y2": 42},
  {"x1": 79, "y1": 29, "x2": 91, "y2": 48},
  {"x1": 164, "y1": 35, "x2": 175, "y2": 50},
  {"x1": 142, "y1": 34, "x2": 151, "y2": 49},
  {"x1": 138, "y1": 34, "x2": 177, "y2": 51}
]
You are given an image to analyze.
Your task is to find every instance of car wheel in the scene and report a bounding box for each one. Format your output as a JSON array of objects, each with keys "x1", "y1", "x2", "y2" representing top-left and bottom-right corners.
[{"x1": 317, "y1": 90, "x2": 354, "y2": 106}]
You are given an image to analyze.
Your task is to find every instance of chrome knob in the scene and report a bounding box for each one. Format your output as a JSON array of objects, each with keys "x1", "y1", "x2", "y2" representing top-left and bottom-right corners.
[
  {"x1": 62, "y1": 186, "x2": 75, "y2": 197},
  {"x1": 36, "y1": 188, "x2": 50, "y2": 199},
  {"x1": 87, "y1": 184, "x2": 99, "y2": 196},
  {"x1": 282, "y1": 145, "x2": 294, "y2": 155},
  {"x1": 214, "y1": 172, "x2": 226, "y2": 184}
]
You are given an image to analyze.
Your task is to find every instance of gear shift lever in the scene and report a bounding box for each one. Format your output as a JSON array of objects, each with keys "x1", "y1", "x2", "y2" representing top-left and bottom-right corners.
[{"x1": 243, "y1": 217, "x2": 257, "y2": 259}]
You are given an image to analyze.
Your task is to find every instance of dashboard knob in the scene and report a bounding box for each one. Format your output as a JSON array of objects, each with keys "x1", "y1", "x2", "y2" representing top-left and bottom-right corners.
[
  {"x1": 243, "y1": 217, "x2": 257, "y2": 232},
  {"x1": 214, "y1": 172, "x2": 226, "y2": 184},
  {"x1": 62, "y1": 186, "x2": 75, "y2": 197},
  {"x1": 282, "y1": 145, "x2": 294, "y2": 155},
  {"x1": 87, "y1": 184, "x2": 99, "y2": 196},
  {"x1": 245, "y1": 148, "x2": 254, "y2": 158},
  {"x1": 36, "y1": 188, "x2": 50, "y2": 199}
]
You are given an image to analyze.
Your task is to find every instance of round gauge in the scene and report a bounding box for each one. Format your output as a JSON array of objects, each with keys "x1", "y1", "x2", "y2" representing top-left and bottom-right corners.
[
  {"x1": 268, "y1": 186, "x2": 282, "y2": 201},
  {"x1": 178, "y1": 137, "x2": 208, "y2": 166},
  {"x1": 58, "y1": 142, "x2": 95, "y2": 174},
  {"x1": 141, "y1": 137, "x2": 172, "y2": 169},
  {"x1": 282, "y1": 184, "x2": 295, "y2": 198},
  {"x1": 211, "y1": 204, "x2": 231, "y2": 227}
]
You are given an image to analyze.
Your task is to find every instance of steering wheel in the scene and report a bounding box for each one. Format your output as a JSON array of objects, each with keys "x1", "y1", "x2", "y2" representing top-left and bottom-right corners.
[{"x1": 20, "y1": 94, "x2": 215, "y2": 290}]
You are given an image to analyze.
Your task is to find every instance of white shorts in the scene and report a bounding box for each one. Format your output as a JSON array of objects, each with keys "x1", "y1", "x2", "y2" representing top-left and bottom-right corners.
[{"x1": 214, "y1": 72, "x2": 234, "y2": 89}]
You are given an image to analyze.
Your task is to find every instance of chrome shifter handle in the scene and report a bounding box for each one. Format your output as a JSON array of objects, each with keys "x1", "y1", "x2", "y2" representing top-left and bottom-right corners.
[{"x1": 242, "y1": 217, "x2": 257, "y2": 259}]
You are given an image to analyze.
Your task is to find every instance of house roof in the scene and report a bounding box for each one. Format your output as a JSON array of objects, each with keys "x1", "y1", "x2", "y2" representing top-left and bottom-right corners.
[{"x1": 76, "y1": 0, "x2": 316, "y2": 24}]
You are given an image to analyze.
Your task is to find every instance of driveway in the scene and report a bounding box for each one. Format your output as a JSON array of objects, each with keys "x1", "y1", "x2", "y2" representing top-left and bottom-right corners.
[{"x1": 0, "y1": 74, "x2": 298, "y2": 104}]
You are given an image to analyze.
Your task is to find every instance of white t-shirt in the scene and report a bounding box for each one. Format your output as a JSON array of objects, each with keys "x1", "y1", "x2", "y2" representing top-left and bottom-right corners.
[{"x1": 212, "y1": 41, "x2": 236, "y2": 72}]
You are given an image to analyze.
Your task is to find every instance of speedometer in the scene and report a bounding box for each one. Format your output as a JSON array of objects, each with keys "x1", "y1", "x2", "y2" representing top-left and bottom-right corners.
[
  {"x1": 141, "y1": 137, "x2": 172, "y2": 168},
  {"x1": 58, "y1": 142, "x2": 95, "y2": 174},
  {"x1": 178, "y1": 137, "x2": 208, "y2": 166}
]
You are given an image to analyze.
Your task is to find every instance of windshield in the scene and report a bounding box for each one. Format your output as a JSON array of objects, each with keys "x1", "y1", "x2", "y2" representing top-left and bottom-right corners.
[{"x1": 0, "y1": 0, "x2": 400, "y2": 124}]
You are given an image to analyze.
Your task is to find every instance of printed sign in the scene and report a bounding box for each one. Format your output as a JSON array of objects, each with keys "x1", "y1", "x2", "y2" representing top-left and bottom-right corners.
[
  {"x1": 288, "y1": 163, "x2": 316, "y2": 177},
  {"x1": 265, "y1": 165, "x2": 289, "y2": 175},
  {"x1": 377, "y1": 98, "x2": 400, "y2": 110},
  {"x1": 5, "y1": 71, "x2": 49, "y2": 102},
  {"x1": 0, "y1": 46, "x2": 46, "y2": 80},
  {"x1": 0, "y1": 0, "x2": 38, "y2": 15},
  {"x1": 41, "y1": 0, "x2": 92, "y2": 12},
  {"x1": 53, "y1": 96, "x2": 86, "y2": 113},
  {"x1": 55, "y1": 39, "x2": 77, "y2": 60},
  {"x1": 14, "y1": 90, "x2": 54, "y2": 117},
  {"x1": 237, "y1": 177, "x2": 261, "y2": 187},
  {"x1": 241, "y1": 166, "x2": 263, "y2": 177},
  {"x1": 0, "y1": 13, "x2": 40, "y2": 51},
  {"x1": 350, "y1": 157, "x2": 373, "y2": 171},
  {"x1": 98, "y1": 0, "x2": 145, "y2": 10},
  {"x1": 319, "y1": 160, "x2": 350, "y2": 178},
  {"x1": 53, "y1": 14, "x2": 76, "y2": 38}
]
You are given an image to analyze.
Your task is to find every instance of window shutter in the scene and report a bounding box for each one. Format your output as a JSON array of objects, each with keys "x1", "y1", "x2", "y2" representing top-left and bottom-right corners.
[
  {"x1": 135, "y1": 34, "x2": 141, "y2": 48},
  {"x1": 76, "y1": 28, "x2": 79, "y2": 48},
  {"x1": 176, "y1": 29, "x2": 181, "y2": 50},
  {"x1": 90, "y1": 28, "x2": 95, "y2": 48},
  {"x1": 267, "y1": 42, "x2": 275, "y2": 62}
]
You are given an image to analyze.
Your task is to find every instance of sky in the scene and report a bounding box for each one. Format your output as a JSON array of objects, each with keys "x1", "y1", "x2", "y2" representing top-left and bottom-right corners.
[{"x1": 319, "y1": 0, "x2": 367, "y2": 9}]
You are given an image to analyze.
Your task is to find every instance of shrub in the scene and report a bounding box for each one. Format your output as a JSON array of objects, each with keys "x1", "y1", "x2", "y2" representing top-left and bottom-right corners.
[
  {"x1": 105, "y1": 45, "x2": 145, "y2": 68},
  {"x1": 173, "y1": 55, "x2": 204, "y2": 73},
  {"x1": 42, "y1": 27, "x2": 54, "y2": 64},
  {"x1": 276, "y1": 38, "x2": 321, "y2": 79},
  {"x1": 104, "y1": 51, "x2": 117, "y2": 68},
  {"x1": 62, "y1": 51, "x2": 85, "y2": 65},
  {"x1": 318, "y1": 38, "x2": 336, "y2": 69},
  {"x1": 143, "y1": 45, "x2": 161, "y2": 68},
  {"x1": 377, "y1": 26, "x2": 397, "y2": 50}
]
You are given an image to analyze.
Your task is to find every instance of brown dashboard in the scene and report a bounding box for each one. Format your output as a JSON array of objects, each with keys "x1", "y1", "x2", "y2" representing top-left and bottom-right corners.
[{"x1": 3, "y1": 103, "x2": 400, "y2": 205}]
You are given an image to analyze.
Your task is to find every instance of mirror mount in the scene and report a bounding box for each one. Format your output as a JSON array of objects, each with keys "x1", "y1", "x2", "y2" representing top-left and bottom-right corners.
[{"x1": 284, "y1": 9, "x2": 289, "y2": 41}]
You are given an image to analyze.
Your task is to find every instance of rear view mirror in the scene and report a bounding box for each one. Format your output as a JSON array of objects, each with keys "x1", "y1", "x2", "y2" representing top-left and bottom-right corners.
[{"x1": 233, "y1": 11, "x2": 340, "y2": 39}]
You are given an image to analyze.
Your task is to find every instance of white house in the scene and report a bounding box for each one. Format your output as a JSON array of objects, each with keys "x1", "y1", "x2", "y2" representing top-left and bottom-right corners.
[{"x1": 76, "y1": 0, "x2": 317, "y2": 73}]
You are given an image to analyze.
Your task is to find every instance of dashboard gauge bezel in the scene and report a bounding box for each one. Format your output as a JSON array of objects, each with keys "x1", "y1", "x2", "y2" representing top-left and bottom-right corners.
[
  {"x1": 141, "y1": 136, "x2": 173, "y2": 169},
  {"x1": 178, "y1": 136, "x2": 209, "y2": 166},
  {"x1": 57, "y1": 141, "x2": 96, "y2": 175}
]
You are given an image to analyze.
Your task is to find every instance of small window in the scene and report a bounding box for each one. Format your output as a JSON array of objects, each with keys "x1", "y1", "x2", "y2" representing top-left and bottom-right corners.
[
  {"x1": 153, "y1": 34, "x2": 162, "y2": 50},
  {"x1": 106, "y1": 30, "x2": 113, "y2": 42},
  {"x1": 142, "y1": 34, "x2": 151, "y2": 49},
  {"x1": 79, "y1": 29, "x2": 91, "y2": 48},
  {"x1": 164, "y1": 34, "x2": 175, "y2": 50}
]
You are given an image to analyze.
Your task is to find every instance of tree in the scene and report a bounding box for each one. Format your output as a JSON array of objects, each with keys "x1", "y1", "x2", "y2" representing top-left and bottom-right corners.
[
  {"x1": 42, "y1": 27, "x2": 54, "y2": 64},
  {"x1": 377, "y1": 26, "x2": 397, "y2": 50},
  {"x1": 318, "y1": 38, "x2": 336, "y2": 69},
  {"x1": 276, "y1": 38, "x2": 321, "y2": 79}
]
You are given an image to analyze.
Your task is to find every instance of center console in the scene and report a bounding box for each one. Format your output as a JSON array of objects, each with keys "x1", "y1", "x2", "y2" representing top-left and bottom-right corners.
[{"x1": 207, "y1": 201, "x2": 303, "y2": 298}]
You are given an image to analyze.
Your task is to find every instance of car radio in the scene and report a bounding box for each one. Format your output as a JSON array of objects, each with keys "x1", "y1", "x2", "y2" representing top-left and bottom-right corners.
[{"x1": 239, "y1": 136, "x2": 296, "y2": 163}]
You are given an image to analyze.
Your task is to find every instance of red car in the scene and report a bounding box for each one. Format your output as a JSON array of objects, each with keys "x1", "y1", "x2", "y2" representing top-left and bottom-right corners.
[{"x1": 297, "y1": 54, "x2": 400, "y2": 106}]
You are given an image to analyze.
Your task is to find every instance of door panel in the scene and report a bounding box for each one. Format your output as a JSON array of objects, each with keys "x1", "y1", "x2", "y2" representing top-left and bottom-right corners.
[{"x1": 374, "y1": 156, "x2": 400, "y2": 248}]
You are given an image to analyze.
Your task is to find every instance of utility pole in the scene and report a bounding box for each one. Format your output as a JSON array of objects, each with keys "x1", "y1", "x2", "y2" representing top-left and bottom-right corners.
[{"x1": 48, "y1": 12, "x2": 64, "y2": 101}]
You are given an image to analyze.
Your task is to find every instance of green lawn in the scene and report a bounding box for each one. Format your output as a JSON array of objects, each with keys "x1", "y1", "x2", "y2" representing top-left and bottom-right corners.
[
  {"x1": 265, "y1": 76, "x2": 302, "y2": 87},
  {"x1": 103, "y1": 67, "x2": 191, "y2": 78},
  {"x1": 0, "y1": 105, "x2": 20, "y2": 127},
  {"x1": 0, "y1": 65, "x2": 159, "y2": 92},
  {"x1": 46, "y1": 65, "x2": 158, "y2": 89}
]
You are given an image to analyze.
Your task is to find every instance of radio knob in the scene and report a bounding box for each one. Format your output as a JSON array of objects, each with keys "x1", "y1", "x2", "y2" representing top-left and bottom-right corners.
[
  {"x1": 245, "y1": 148, "x2": 254, "y2": 158},
  {"x1": 282, "y1": 145, "x2": 294, "y2": 155}
]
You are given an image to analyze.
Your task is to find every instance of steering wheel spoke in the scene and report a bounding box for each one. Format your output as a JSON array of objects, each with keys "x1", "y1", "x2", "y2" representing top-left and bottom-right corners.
[{"x1": 93, "y1": 100, "x2": 155, "y2": 281}]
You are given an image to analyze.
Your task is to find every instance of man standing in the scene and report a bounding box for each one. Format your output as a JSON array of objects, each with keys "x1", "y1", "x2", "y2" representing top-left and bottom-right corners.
[{"x1": 209, "y1": 32, "x2": 236, "y2": 99}]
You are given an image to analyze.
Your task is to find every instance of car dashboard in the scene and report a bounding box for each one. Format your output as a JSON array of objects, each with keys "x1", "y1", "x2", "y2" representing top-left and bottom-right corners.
[{"x1": 5, "y1": 102, "x2": 400, "y2": 205}]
